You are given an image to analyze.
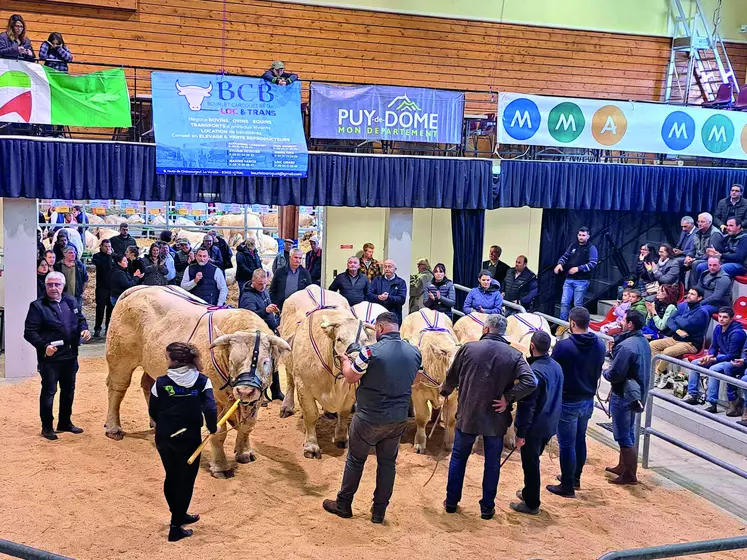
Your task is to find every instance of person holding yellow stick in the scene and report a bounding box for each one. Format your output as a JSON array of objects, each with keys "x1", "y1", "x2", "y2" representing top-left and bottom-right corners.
[{"x1": 149, "y1": 342, "x2": 218, "y2": 542}]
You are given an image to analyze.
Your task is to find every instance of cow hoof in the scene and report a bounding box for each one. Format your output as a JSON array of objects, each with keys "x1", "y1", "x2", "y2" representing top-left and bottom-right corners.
[
  {"x1": 105, "y1": 430, "x2": 124, "y2": 441},
  {"x1": 149, "y1": 419, "x2": 155, "y2": 429},
  {"x1": 503, "y1": 438, "x2": 516, "y2": 451},
  {"x1": 414, "y1": 444, "x2": 426, "y2": 454},
  {"x1": 303, "y1": 445, "x2": 322, "y2": 459},
  {"x1": 279, "y1": 407, "x2": 295, "y2": 418},
  {"x1": 210, "y1": 468, "x2": 235, "y2": 479},
  {"x1": 335, "y1": 440, "x2": 347, "y2": 449},
  {"x1": 236, "y1": 451, "x2": 256, "y2": 464}
]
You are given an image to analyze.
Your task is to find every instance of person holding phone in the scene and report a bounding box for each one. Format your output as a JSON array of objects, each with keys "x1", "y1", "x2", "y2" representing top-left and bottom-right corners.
[{"x1": 24, "y1": 271, "x2": 91, "y2": 441}]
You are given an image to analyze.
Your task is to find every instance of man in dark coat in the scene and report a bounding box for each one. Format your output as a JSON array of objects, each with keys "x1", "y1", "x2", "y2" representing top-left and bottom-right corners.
[
  {"x1": 329, "y1": 256, "x2": 369, "y2": 306},
  {"x1": 209, "y1": 230, "x2": 233, "y2": 272},
  {"x1": 440, "y1": 314, "x2": 537, "y2": 520},
  {"x1": 109, "y1": 223, "x2": 138, "y2": 256},
  {"x1": 24, "y1": 271, "x2": 91, "y2": 440},
  {"x1": 90, "y1": 238, "x2": 114, "y2": 337},
  {"x1": 368, "y1": 259, "x2": 407, "y2": 324},
  {"x1": 603, "y1": 310, "x2": 651, "y2": 485},
  {"x1": 511, "y1": 331, "x2": 563, "y2": 515},
  {"x1": 270, "y1": 248, "x2": 312, "y2": 311},
  {"x1": 503, "y1": 255, "x2": 538, "y2": 311},
  {"x1": 482, "y1": 245, "x2": 510, "y2": 287},
  {"x1": 305, "y1": 236, "x2": 322, "y2": 286},
  {"x1": 713, "y1": 183, "x2": 747, "y2": 231},
  {"x1": 236, "y1": 238, "x2": 263, "y2": 297}
]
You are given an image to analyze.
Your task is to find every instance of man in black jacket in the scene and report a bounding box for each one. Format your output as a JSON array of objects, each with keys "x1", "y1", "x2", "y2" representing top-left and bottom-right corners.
[
  {"x1": 236, "y1": 238, "x2": 262, "y2": 297},
  {"x1": 482, "y1": 245, "x2": 509, "y2": 287},
  {"x1": 329, "y1": 256, "x2": 369, "y2": 306},
  {"x1": 109, "y1": 223, "x2": 138, "y2": 256},
  {"x1": 440, "y1": 314, "x2": 537, "y2": 520},
  {"x1": 503, "y1": 255, "x2": 538, "y2": 311},
  {"x1": 511, "y1": 331, "x2": 564, "y2": 515},
  {"x1": 305, "y1": 236, "x2": 322, "y2": 286},
  {"x1": 554, "y1": 227, "x2": 598, "y2": 322},
  {"x1": 90, "y1": 238, "x2": 114, "y2": 337},
  {"x1": 24, "y1": 271, "x2": 91, "y2": 440},
  {"x1": 209, "y1": 230, "x2": 233, "y2": 272},
  {"x1": 270, "y1": 248, "x2": 312, "y2": 311},
  {"x1": 714, "y1": 183, "x2": 747, "y2": 231},
  {"x1": 173, "y1": 239, "x2": 194, "y2": 285}
]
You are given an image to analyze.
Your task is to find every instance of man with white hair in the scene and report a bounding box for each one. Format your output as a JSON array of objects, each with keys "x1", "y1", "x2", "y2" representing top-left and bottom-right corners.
[
  {"x1": 270, "y1": 247, "x2": 312, "y2": 311},
  {"x1": 672, "y1": 216, "x2": 696, "y2": 262},
  {"x1": 24, "y1": 271, "x2": 91, "y2": 440},
  {"x1": 440, "y1": 313, "x2": 536, "y2": 519},
  {"x1": 368, "y1": 259, "x2": 407, "y2": 324},
  {"x1": 685, "y1": 212, "x2": 721, "y2": 288},
  {"x1": 305, "y1": 236, "x2": 322, "y2": 286}
]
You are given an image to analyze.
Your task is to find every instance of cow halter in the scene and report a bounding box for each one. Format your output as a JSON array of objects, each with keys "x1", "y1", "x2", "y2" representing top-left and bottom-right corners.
[{"x1": 415, "y1": 310, "x2": 458, "y2": 388}]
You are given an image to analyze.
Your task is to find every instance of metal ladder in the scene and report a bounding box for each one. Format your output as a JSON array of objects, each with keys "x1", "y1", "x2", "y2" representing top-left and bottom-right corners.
[{"x1": 664, "y1": 0, "x2": 740, "y2": 104}]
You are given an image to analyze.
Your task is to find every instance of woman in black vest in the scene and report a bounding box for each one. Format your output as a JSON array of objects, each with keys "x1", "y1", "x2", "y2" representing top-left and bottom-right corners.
[
  {"x1": 140, "y1": 243, "x2": 169, "y2": 286},
  {"x1": 148, "y1": 342, "x2": 218, "y2": 542},
  {"x1": 423, "y1": 263, "x2": 456, "y2": 319}
]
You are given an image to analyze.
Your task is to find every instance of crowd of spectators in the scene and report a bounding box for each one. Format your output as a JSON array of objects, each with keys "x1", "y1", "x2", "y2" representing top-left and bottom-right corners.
[{"x1": 1, "y1": 14, "x2": 73, "y2": 69}]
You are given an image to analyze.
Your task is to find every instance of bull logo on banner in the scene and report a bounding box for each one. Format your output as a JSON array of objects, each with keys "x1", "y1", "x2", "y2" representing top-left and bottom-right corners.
[{"x1": 175, "y1": 81, "x2": 213, "y2": 111}]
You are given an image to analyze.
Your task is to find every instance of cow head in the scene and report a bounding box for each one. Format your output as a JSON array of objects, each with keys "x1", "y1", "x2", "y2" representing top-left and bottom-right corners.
[
  {"x1": 175, "y1": 81, "x2": 213, "y2": 111},
  {"x1": 210, "y1": 331, "x2": 291, "y2": 404},
  {"x1": 419, "y1": 332, "x2": 458, "y2": 384},
  {"x1": 320, "y1": 313, "x2": 375, "y2": 367}
]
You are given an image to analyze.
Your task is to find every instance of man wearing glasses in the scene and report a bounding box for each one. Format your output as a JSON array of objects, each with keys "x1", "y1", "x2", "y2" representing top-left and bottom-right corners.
[{"x1": 24, "y1": 271, "x2": 91, "y2": 441}]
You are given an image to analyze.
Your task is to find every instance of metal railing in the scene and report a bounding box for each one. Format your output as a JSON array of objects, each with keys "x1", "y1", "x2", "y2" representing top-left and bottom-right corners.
[
  {"x1": 0, "y1": 539, "x2": 74, "y2": 560},
  {"x1": 597, "y1": 536, "x2": 747, "y2": 559},
  {"x1": 641, "y1": 354, "x2": 747, "y2": 480}
]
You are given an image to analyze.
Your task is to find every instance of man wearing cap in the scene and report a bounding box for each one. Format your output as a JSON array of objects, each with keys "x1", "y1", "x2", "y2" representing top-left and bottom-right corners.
[
  {"x1": 273, "y1": 238, "x2": 294, "y2": 274},
  {"x1": 200, "y1": 234, "x2": 223, "y2": 269},
  {"x1": 173, "y1": 239, "x2": 194, "y2": 286},
  {"x1": 409, "y1": 258, "x2": 433, "y2": 312},
  {"x1": 54, "y1": 245, "x2": 88, "y2": 311},
  {"x1": 261, "y1": 61, "x2": 299, "y2": 86},
  {"x1": 305, "y1": 236, "x2": 322, "y2": 286}
]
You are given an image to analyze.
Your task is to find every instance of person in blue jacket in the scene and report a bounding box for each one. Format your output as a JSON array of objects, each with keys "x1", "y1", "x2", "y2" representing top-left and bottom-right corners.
[
  {"x1": 510, "y1": 331, "x2": 563, "y2": 515},
  {"x1": 683, "y1": 306, "x2": 747, "y2": 415},
  {"x1": 368, "y1": 259, "x2": 407, "y2": 324},
  {"x1": 463, "y1": 270, "x2": 503, "y2": 315},
  {"x1": 650, "y1": 287, "x2": 710, "y2": 389}
]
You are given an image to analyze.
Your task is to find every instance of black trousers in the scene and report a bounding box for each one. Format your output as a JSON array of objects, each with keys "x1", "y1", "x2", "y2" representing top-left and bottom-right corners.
[
  {"x1": 94, "y1": 289, "x2": 113, "y2": 331},
  {"x1": 520, "y1": 436, "x2": 550, "y2": 510},
  {"x1": 39, "y1": 358, "x2": 78, "y2": 430},
  {"x1": 337, "y1": 415, "x2": 405, "y2": 511},
  {"x1": 156, "y1": 433, "x2": 201, "y2": 525}
]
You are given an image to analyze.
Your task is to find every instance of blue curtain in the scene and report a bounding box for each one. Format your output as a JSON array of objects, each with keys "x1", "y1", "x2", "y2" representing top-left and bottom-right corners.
[
  {"x1": 497, "y1": 160, "x2": 747, "y2": 212},
  {"x1": 451, "y1": 209, "x2": 485, "y2": 312},
  {"x1": 0, "y1": 139, "x2": 494, "y2": 208}
]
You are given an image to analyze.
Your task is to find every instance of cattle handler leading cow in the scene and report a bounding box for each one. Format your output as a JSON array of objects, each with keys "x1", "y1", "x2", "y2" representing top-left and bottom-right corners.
[{"x1": 323, "y1": 311, "x2": 422, "y2": 524}]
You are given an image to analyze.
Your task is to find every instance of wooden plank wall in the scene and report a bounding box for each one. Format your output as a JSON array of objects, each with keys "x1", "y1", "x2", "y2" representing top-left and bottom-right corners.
[{"x1": 3, "y1": 0, "x2": 679, "y2": 113}]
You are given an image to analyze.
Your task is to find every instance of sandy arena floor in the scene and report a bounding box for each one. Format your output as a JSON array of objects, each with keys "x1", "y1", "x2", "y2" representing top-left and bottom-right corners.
[{"x1": 1, "y1": 356, "x2": 745, "y2": 560}]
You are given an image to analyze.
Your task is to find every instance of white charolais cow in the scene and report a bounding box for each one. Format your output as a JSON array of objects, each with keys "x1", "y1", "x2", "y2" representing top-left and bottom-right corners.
[
  {"x1": 104, "y1": 286, "x2": 291, "y2": 478},
  {"x1": 351, "y1": 301, "x2": 388, "y2": 325},
  {"x1": 205, "y1": 213, "x2": 263, "y2": 246},
  {"x1": 401, "y1": 309, "x2": 459, "y2": 454},
  {"x1": 285, "y1": 307, "x2": 375, "y2": 458},
  {"x1": 176, "y1": 81, "x2": 212, "y2": 111}
]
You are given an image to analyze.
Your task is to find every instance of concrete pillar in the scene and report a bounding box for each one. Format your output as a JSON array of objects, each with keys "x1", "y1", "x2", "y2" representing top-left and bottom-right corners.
[
  {"x1": 384, "y1": 208, "x2": 413, "y2": 316},
  {"x1": 3, "y1": 198, "x2": 39, "y2": 378}
]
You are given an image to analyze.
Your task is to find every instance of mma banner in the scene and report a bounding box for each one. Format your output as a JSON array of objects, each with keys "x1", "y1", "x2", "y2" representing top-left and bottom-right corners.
[
  {"x1": 0, "y1": 59, "x2": 131, "y2": 127},
  {"x1": 498, "y1": 92, "x2": 747, "y2": 161}
]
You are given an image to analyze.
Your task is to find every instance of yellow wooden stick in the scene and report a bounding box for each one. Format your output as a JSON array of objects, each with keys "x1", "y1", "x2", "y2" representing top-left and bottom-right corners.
[{"x1": 187, "y1": 399, "x2": 240, "y2": 465}]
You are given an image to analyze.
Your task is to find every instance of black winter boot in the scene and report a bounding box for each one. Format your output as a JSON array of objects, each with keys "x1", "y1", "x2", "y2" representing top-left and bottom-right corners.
[
  {"x1": 270, "y1": 371, "x2": 284, "y2": 401},
  {"x1": 168, "y1": 525, "x2": 193, "y2": 542}
]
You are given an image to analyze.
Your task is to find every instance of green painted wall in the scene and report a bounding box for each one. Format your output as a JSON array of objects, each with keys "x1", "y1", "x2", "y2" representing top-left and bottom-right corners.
[{"x1": 272, "y1": 0, "x2": 747, "y2": 41}]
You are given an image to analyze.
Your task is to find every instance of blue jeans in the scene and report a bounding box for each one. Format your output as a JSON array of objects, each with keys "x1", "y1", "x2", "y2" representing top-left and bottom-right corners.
[
  {"x1": 557, "y1": 399, "x2": 594, "y2": 488},
  {"x1": 695, "y1": 261, "x2": 745, "y2": 279},
  {"x1": 445, "y1": 429, "x2": 504, "y2": 513},
  {"x1": 110, "y1": 296, "x2": 119, "y2": 307},
  {"x1": 688, "y1": 359, "x2": 743, "y2": 404},
  {"x1": 560, "y1": 279, "x2": 589, "y2": 321},
  {"x1": 610, "y1": 393, "x2": 636, "y2": 449}
]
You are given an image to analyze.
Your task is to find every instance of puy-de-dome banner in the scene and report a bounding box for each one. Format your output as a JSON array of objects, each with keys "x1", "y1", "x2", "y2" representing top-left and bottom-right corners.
[
  {"x1": 152, "y1": 72, "x2": 308, "y2": 177},
  {"x1": 0, "y1": 60, "x2": 131, "y2": 127},
  {"x1": 498, "y1": 92, "x2": 747, "y2": 161},
  {"x1": 310, "y1": 83, "x2": 465, "y2": 144}
]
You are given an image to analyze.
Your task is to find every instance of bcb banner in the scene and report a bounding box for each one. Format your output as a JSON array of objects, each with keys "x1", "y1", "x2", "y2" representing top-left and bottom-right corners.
[
  {"x1": 152, "y1": 71, "x2": 308, "y2": 177},
  {"x1": 498, "y1": 92, "x2": 747, "y2": 161},
  {"x1": 310, "y1": 83, "x2": 464, "y2": 144}
]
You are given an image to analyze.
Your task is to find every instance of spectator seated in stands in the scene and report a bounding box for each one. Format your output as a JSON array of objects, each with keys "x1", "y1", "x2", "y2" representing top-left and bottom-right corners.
[
  {"x1": 423, "y1": 263, "x2": 456, "y2": 319},
  {"x1": 642, "y1": 284, "x2": 680, "y2": 340},
  {"x1": 639, "y1": 243, "x2": 680, "y2": 299},
  {"x1": 328, "y1": 256, "x2": 370, "y2": 307},
  {"x1": 600, "y1": 289, "x2": 631, "y2": 335},
  {"x1": 713, "y1": 183, "x2": 747, "y2": 234},
  {"x1": 502, "y1": 255, "x2": 538, "y2": 311},
  {"x1": 649, "y1": 287, "x2": 710, "y2": 389},
  {"x1": 628, "y1": 243, "x2": 657, "y2": 292},
  {"x1": 463, "y1": 269, "x2": 504, "y2": 315},
  {"x1": 696, "y1": 256, "x2": 733, "y2": 316},
  {"x1": 696, "y1": 217, "x2": 747, "y2": 279},
  {"x1": 672, "y1": 216, "x2": 696, "y2": 265},
  {"x1": 683, "y1": 307, "x2": 746, "y2": 416},
  {"x1": 685, "y1": 212, "x2": 720, "y2": 288},
  {"x1": 38, "y1": 32, "x2": 73, "y2": 72},
  {"x1": 0, "y1": 14, "x2": 34, "y2": 61},
  {"x1": 261, "y1": 61, "x2": 298, "y2": 86}
]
